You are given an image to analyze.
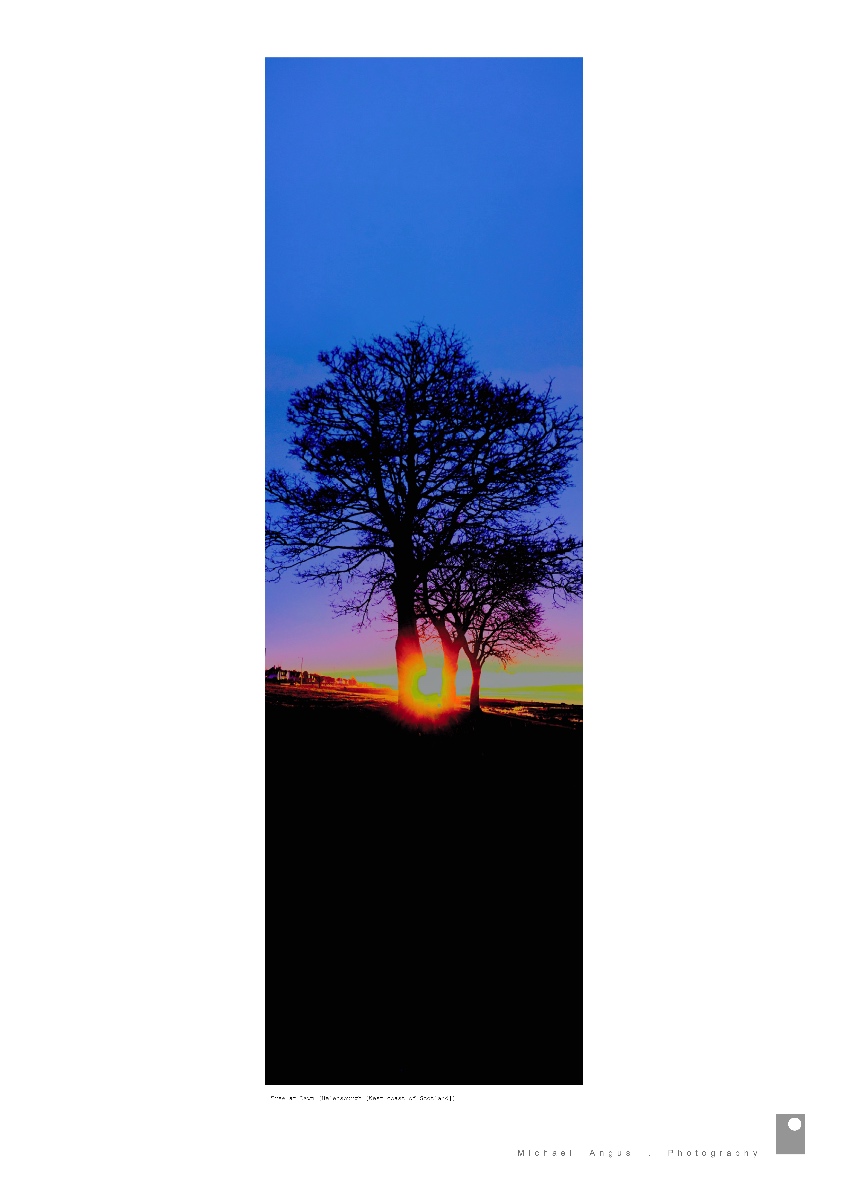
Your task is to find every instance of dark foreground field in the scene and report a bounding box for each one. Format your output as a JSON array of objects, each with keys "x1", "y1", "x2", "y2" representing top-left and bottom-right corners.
[
  {"x1": 267, "y1": 682, "x2": 582, "y2": 1086},
  {"x1": 266, "y1": 681, "x2": 581, "y2": 791}
]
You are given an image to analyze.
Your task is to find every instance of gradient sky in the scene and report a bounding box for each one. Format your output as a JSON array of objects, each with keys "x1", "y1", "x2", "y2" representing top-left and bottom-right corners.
[{"x1": 266, "y1": 58, "x2": 582, "y2": 693}]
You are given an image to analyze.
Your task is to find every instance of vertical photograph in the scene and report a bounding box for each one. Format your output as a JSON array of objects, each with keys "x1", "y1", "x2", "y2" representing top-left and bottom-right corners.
[{"x1": 266, "y1": 58, "x2": 582, "y2": 1084}]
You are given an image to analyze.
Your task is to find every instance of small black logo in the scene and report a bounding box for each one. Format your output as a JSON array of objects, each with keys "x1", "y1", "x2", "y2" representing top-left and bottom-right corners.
[{"x1": 776, "y1": 1114, "x2": 804, "y2": 1154}]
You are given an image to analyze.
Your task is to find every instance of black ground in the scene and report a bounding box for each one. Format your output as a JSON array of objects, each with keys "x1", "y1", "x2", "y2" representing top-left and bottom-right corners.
[{"x1": 266, "y1": 684, "x2": 582, "y2": 1086}]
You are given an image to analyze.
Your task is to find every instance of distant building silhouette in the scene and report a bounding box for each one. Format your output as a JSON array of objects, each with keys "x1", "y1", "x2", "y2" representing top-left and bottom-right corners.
[{"x1": 265, "y1": 666, "x2": 359, "y2": 686}]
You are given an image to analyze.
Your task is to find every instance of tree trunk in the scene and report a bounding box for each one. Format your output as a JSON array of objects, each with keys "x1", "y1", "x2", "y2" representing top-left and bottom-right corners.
[
  {"x1": 393, "y1": 579, "x2": 425, "y2": 715},
  {"x1": 469, "y1": 662, "x2": 482, "y2": 713},
  {"x1": 439, "y1": 636, "x2": 461, "y2": 710}
]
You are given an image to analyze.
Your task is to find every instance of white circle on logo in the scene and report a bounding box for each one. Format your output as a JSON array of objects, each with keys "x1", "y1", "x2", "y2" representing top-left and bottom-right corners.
[{"x1": 788, "y1": 1118, "x2": 802, "y2": 1131}]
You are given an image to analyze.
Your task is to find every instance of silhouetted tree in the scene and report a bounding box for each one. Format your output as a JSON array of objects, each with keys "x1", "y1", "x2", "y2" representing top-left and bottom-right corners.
[
  {"x1": 462, "y1": 594, "x2": 555, "y2": 712},
  {"x1": 266, "y1": 323, "x2": 580, "y2": 715},
  {"x1": 417, "y1": 524, "x2": 582, "y2": 710}
]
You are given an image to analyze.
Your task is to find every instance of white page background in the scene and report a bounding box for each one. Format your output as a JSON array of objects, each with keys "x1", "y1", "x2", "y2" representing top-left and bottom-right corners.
[{"x1": 3, "y1": 3, "x2": 845, "y2": 1198}]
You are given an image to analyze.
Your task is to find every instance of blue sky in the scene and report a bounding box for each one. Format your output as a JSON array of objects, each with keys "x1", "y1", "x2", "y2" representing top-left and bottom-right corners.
[{"x1": 266, "y1": 58, "x2": 582, "y2": 686}]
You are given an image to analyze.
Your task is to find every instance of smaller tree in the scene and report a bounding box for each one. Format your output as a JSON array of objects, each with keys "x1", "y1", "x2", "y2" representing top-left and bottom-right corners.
[
  {"x1": 417, "y1": 524, "x2": 582, "y2": 711},
  {"x1": 459, "y1": 590, "x2": 557, "y2": 712}
]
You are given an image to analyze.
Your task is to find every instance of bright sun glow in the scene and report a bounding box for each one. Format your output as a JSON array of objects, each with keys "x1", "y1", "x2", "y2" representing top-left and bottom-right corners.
[
  {"x1": 394, "y1": 652, "x2": 460, "y2": 725},
  {"x1": 417, "y1": 670, "x2": 441, "y2": 696},
  {"x1": 409, "y1": 665, "x2": 441, "y2": 714}
]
